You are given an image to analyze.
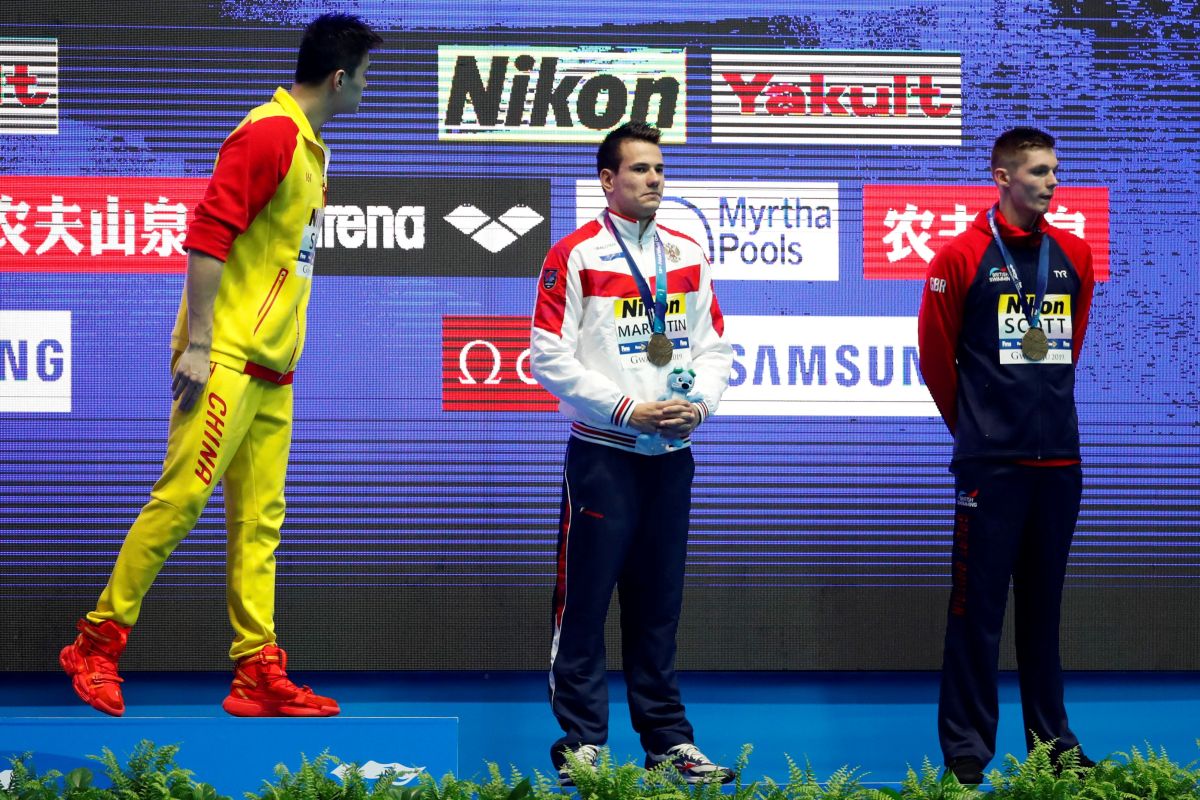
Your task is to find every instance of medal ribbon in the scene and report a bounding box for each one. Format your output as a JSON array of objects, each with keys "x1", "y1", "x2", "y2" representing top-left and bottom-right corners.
[
  {"x1": 604, "y1": 210, "x2": 667, "y2": 336},
  {"x1": 987, "y1": 206, "x2": 1050, "y2": 331}
]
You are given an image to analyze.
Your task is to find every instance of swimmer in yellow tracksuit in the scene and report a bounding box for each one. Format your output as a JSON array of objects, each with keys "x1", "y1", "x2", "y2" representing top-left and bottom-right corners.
[{"x1": 59, "y1": 13, "x2": 382, "y2": 717}]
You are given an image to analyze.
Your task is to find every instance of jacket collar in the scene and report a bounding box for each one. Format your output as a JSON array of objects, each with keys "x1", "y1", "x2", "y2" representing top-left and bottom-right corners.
[
  {"x1": 974, "y1": 205, "x2": 1047, "y2": 249},
  {"x1": 604, "y1": 208, "x2": 657, "y2": 248},
  {"x1": 271, "y1": 87, "x2": 322, "y2": 147}
]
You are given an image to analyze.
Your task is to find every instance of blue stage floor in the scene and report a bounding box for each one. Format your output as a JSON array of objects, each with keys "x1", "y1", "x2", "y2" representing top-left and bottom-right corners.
[{"x1": 4, "y1": 671, "x2": 1200, "y2": 788}]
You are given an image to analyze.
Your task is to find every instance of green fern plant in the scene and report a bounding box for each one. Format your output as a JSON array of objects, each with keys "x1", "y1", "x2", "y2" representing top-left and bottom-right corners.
[
  {"x1": 559, "y1": 746, "x2": 642, "y2": 800},
  {"x1": 388, "y1": 771, "x2": 477, "y2": 800},
  {"x1": 1076, "y1": 742, "x2": 1200, "y2": 800},
  {"x1": 755, "y1": 756, "x2": 883, "y2": 800},
  {"x1": 471, "y1": 761, "x2": 567, "y2": 800},
  {"x1": 986, "y1": 737, "x2": 1084, "y2": 800},
  {"x1": 248, "y1": 752, "x2": 345, "y2": 800},
  {"x1": 873, "y1": 758, "x2": 982, "y2": 800},
  {"x1": 817, "y1": 765, "x2": 880, "y2": 800},
  {"x1": 756, "y1": 755, "x2": 822, "y2": 800},
  {"x1": 59, "y1": 767, "x2": 112, "y2": 800},
  {"x1": 91, "y1": 742, "x2": 225, "y2": 800},
  {"x1": 1, "y1": 754, "x2": 64, "y2": 800}
]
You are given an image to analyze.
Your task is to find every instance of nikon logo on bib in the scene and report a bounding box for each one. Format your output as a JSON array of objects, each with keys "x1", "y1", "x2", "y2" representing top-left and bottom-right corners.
[
  {"x1": 614, "y1": 294, "x2": 689, "y2": 369},
  {"x1": 997, "y1": 293, "x2": 1072, "y2": 365},
  {"x1": 439, "y1": 46, "x2": 686, "y2": 142}
]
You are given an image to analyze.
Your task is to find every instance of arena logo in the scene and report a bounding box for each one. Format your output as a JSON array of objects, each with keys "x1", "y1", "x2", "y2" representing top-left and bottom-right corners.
[
  {"x1": 721, "y1": 315, "x2": 938, "y2": 417},
  {"x1": 576, "y1": 181, "x2": 840, "y2": 281},
  {"x1": 711, "y1": 50, "x2": 961, "y2": 145},
  {"x1": 318, "y1": 204, "x2": 425, "y2": 250},
  {"x1": 442, "y1": 316, "x2": 557, "y2": 412},
  {"x1": 317, "y1": 178, "x2": 550, "y2": 276},
  {"x1": 0, "y1": 310, "x2": 71, "y2": 413},
  {"x1": 1, "y1": 38, "x2": 57, "y2": 135},
  {"x1": 319, "y1": 202, "x2": 544, "y2": 255},
  {"x1": 443, "y1": 204, "x2": 544, "y2": 254},
  {"x1": 439, "y1": 46, "x2": 686, "y2": 142}
]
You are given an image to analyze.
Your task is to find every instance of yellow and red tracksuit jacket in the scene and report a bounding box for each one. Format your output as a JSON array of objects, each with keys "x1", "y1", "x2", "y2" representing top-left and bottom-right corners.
[{"x1": 175, "y1": 87, "x2": 329, "y2": 380}]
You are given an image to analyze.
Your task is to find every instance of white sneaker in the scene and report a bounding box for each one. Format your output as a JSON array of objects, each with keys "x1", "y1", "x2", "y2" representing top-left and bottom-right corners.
[
  {"x1": 557, "y1": 743, "x2": 600, "y2": 787},
  {"x1": 645, "y1": 743, "x2": 735, "y2": 784}
]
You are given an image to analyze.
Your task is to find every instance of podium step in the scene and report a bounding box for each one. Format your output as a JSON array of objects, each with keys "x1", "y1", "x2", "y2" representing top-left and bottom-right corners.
[{"x1": 0, "y1": 716, "x2": 458, "y2": 796}]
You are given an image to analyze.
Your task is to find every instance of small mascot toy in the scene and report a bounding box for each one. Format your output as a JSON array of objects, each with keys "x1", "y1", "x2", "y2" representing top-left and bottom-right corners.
[{"x1": 636, "y1": 367, "x2": 702, "y2": 455}]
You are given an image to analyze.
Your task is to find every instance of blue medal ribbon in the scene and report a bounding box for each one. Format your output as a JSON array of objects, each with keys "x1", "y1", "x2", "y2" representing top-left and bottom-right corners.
[
  {"x1": 987, "y1": 206, "x2": 1050, "y2": 331},
  {"x1": 604, "y1": 210, "x2": 667, "y2": 337}
]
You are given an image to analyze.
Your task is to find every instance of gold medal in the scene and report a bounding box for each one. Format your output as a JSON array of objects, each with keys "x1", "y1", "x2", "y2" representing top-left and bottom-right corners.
[
  {"x1": 1021, "y1": 327, "x2": 1049, "y2": 361},
  {"x1": 647, "y1": 332, "x2": 674, "y2": 366}
]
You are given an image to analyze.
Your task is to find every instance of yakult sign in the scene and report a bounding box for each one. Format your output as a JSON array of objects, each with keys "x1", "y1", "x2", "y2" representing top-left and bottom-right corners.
[{"x1": 711, "y1": 50, "x2": 962, "y2": 145}]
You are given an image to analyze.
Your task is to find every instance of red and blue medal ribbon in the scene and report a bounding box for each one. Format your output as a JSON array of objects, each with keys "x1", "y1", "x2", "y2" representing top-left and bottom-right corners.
[
  {"x1": 604, "y1": 210, "x2": 667, "y2": 337},
  {"x1": 987, "y1": 205, "x2": 1050, "y2": 331}
]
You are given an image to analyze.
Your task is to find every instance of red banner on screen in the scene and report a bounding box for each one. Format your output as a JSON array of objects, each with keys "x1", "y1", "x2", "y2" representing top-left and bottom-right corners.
[
  {"x1": 0, "y1": 176, "x2": 206, "y2": 272},
  {"x1": 442, "y1": 315, "x2": 558, "y2": 412},
  {"x1": 863, "y1": 185, "x2": 1110, "y2": 281}
]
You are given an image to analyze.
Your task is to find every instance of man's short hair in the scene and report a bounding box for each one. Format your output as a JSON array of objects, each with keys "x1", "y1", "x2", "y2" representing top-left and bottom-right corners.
[
  {"x1": 294, "y1": 13, "x2": 382, "y2": 85},
  {"x1": 991, "y1": 126, "x2": 1056, "y2": 170},
  {"x1": 597, "y1": 121, "x2": 661, "y2": 175}
]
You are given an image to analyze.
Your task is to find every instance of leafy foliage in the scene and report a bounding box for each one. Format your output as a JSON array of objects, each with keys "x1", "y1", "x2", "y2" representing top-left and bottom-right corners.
[
  {"x1": 8, "y1": 738, "x2": 1200, "y2": 799},
  {"x1": 558, "y1": 746, "x2": 642, "y2": 800},
  {"x1": 1075, "y1": 742, "x2": 1200, "y2": 800},
  {"x1": 987, "y1": 736, "x2": 1104, "y2": 800},
  {"x1": 877, "y1": 758, "x2": 982, "y2": 800},
  {"x1": 0, "y1": 744, "x2": 225, "y2": 800}
]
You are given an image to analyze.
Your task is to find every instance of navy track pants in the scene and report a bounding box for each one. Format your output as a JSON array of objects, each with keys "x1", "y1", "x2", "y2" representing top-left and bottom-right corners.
[
  {"x1": 548, "y1": 437, "x2": 695, "y2": 766},
  {"x1": 938, "y1": 460, "x2": 1083, "y2": 765}
]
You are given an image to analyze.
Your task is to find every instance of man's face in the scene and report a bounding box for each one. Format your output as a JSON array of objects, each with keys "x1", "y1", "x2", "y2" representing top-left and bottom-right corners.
[
  {"x1": 334, "y1": 54, "x2": 370, "y2": 114},
  {"x1": 996, "y1": 146, "x2": 1059, "y2": 218},
  {"x1": 601, "y1": 139, "x2": 664, "y2": 221}
]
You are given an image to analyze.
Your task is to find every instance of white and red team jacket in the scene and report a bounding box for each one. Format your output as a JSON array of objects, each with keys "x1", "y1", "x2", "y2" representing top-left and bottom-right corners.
[{"x1": 530, "y1": 209, "x2": 733, "y2": 454}]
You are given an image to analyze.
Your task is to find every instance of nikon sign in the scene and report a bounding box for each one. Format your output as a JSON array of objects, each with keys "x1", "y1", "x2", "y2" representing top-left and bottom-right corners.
[{"x1": 438, "y1": 46, "x2": 686, "y2": 142}]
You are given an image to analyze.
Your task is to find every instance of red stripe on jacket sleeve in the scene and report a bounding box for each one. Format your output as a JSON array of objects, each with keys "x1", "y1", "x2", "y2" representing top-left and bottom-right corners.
[
  {"x1": 918, "y1": 237, "x2": 976, "y2": 434},
  {"x1": 186, "y1": 115, "x2": 300, "y2": 261},
  {"x1": 709, "y1": 289, "x2": 725, "y2": 336},
  {"x1": 534, "y1": 222, "x2": 602, "y2": 334},
  {"x1": 533, "y1": 245, "x2": 569, "y2": 335}
]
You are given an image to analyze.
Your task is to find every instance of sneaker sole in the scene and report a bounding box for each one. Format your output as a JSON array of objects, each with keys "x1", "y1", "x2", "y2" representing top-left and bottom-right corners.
[
  {"x1": 221, "y1": 696, "x2": 339, "y2": 717},
  {"x1": 678, "y1": 774, "x2": 735, "y2": 785},
  {"x1": 59, "y1": 645, "x2": 123, "y2": 717}
]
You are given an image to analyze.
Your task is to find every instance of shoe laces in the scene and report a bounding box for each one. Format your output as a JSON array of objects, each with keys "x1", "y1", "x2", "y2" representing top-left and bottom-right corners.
[
  {"x1": 573, "y1": 744, "x2": 600, "y2": 767},
  {"x1": 668, "y1": 743, "x2": 712, "y2": 765}
]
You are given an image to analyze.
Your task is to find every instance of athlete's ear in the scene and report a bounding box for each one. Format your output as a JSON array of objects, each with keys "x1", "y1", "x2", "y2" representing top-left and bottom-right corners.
[
  {"x1": 992, "y1": 166, "x2": 1010, "y2": 189},
  {"x1": 599, "y1": 167, "x2": 616, "y2": 194}
]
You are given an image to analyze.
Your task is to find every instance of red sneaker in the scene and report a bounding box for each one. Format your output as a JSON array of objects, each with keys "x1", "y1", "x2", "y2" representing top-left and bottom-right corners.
[
  {"x1": 221, "y1": 645, "x2": 339, "y2": 717},
  {"x1": 59, "y1": 618, "x2": 130, "y2": 717}
]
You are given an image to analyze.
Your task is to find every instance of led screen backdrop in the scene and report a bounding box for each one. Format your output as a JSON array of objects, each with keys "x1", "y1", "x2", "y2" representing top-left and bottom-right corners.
[{"x1": 1, "y1": 1, "x2": 1197, "y2": 671}]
